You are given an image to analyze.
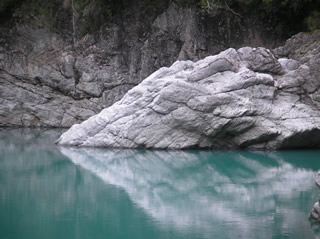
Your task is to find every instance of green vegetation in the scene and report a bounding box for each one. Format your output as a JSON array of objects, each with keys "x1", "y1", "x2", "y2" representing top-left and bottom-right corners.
[
  {"x1": 257, "y1": 0, "x2": 320, "y2": 32},
  {"x1": 74, "y1": 0, "x2": 91, "y2": 11},
  {"x1": 0, "y1": 0, "x2": 20, "y2": 12},
  {"x1": 30, "y1": 0, "x2": 60, "y2": 18},
  {"x1": 0, "y1": 0, "x2": 319, "y2": 37},
  {"x1": 0, "y1": 0, "x2": 12, "y2": 12},
  {"x1": 306, "y1": 10, "x2": 320, "y2": 31},
  {"x1": 188, "y1": 0, "x2": 320, "y2": 35}
]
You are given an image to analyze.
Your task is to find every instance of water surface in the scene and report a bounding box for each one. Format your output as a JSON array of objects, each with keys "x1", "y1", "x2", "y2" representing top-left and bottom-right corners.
[{"x1": 1, "y1": 128, "x2": 320, "y2": 239}]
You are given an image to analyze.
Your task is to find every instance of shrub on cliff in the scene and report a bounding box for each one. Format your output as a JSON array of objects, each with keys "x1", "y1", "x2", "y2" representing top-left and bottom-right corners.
[{"x1": 306, "y1": 10, "x2": 320, "y2": 31}]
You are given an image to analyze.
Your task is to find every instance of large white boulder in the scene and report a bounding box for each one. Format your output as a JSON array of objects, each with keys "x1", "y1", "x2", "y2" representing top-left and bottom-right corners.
[{"x1": 56, "y1": 45, "x2": 320, "y2": 149}]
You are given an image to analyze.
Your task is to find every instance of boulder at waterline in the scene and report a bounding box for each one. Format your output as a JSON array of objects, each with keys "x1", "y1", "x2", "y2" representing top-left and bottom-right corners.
[{"x1": 57, "y1": 34, "x2": 320, "y2": 149}]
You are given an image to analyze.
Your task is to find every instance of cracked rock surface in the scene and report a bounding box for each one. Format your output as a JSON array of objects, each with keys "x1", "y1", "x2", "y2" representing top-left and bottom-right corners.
[
  {"x1": 0, "y1": 2, "x2": 286, "y2": 127},
  {"x1": 57, "y1": 31, "x2": 320, "y2": 149}
]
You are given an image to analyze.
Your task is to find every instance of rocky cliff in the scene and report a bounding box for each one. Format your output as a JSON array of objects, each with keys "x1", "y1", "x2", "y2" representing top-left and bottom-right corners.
[
  {"x1": 56, "y1": 31, "x2": 320, "y2": 149},
  {"x1": 0, "y1": 0, "x2": 294, "y2": 127}
]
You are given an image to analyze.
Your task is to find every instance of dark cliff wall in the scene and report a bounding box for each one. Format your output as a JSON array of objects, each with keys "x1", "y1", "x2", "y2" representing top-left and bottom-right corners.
[{"x1": 0, "y1": 0, "x2": 318, "y2": 127}]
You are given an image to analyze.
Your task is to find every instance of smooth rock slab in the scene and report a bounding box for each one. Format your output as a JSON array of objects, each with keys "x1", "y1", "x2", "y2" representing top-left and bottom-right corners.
[{"x1": 57, "y1": 45, "x2": 320, "y2": 149}]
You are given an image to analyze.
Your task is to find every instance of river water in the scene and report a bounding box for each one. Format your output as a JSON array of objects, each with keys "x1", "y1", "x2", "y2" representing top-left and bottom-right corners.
[{"x1": 1, "y1": 128, "x2": 320, "y2": 239}]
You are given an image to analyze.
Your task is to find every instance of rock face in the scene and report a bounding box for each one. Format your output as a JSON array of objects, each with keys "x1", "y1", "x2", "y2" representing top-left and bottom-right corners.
[
  {"x1": 0, "y1": 1, "x2": 285, "y2": 127},
  {"x1": 57, "y1": 31, "x2": 320, "y2": 149},
  {"x1": 309, "y1": 170, "x2": 320, "y2": 221}
]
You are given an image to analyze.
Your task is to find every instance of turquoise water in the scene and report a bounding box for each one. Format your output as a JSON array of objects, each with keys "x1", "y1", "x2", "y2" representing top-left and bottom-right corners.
[{"x1": 1, "y1": 128, "x2": 320, "y2": 239}]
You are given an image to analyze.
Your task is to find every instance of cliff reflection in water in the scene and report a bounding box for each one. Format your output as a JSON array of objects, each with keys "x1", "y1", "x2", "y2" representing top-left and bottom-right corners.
[{"x1": 59, "y1": 147, "x2": 317, "y2": 239}]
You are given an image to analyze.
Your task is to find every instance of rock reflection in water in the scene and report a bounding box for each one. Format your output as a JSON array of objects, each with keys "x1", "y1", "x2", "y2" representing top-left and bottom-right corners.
[{"x1": 59, "y1": 147, "x2": 317, "y2": 239}]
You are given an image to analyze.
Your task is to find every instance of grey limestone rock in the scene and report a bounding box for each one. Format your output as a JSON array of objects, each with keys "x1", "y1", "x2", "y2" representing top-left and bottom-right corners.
[
  {"x1": 310, "y1": 202, "x2": 320, "y2": 221},
  {"x1": 57, "y1": 34, "x2": 320, "y2": 149},
  {"x1": 309, "y1": 170, "x2": 320, "y2": 222},
  {"x1": 0, "y1": 1, "x2": 288, "y2": 127},
  {"x1": 316, "y1": 171, "x2": 320, "y2": 189}
]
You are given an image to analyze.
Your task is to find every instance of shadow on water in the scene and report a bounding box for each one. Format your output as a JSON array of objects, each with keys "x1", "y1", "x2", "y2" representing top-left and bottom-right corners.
[{"x1": 1, "y1": 128, "x2": 320, "y2": 239}]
